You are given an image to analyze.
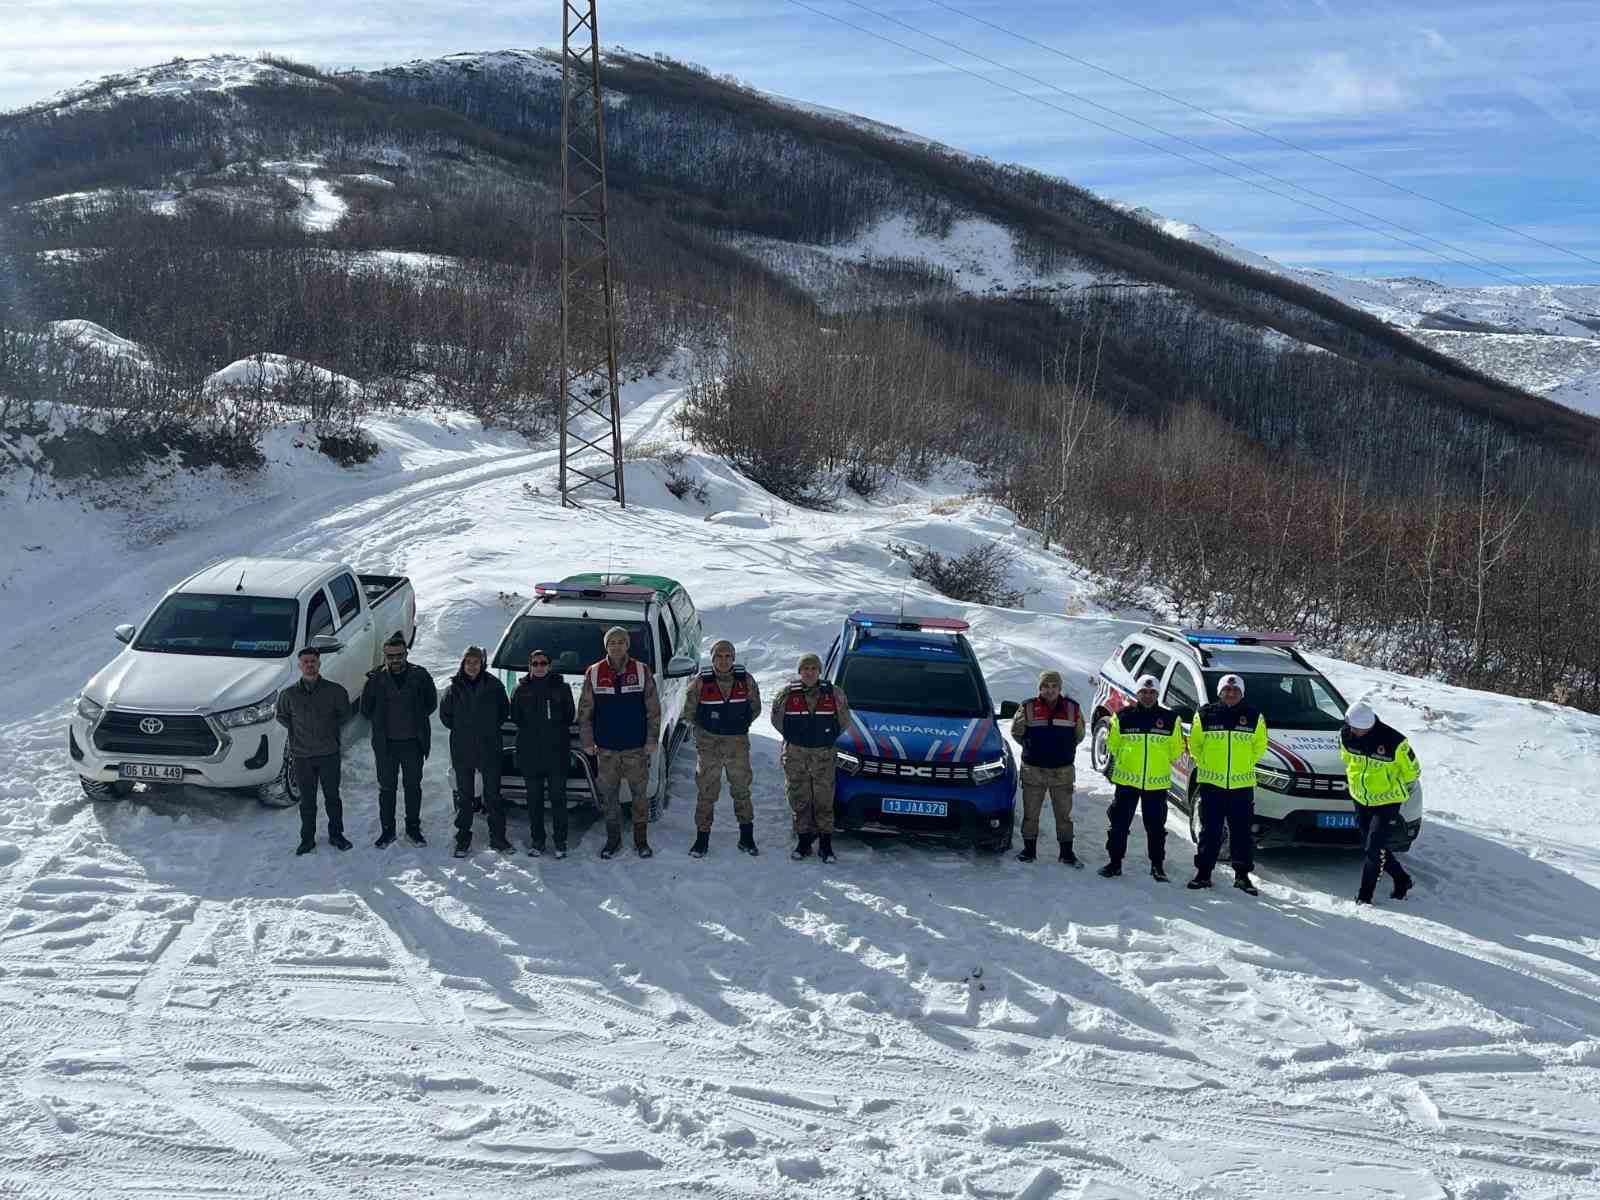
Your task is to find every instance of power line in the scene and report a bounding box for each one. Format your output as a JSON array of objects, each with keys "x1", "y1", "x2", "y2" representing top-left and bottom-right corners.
[
  {"x1": 825, "y1": 0, "x2": 1547, "y2": 289},
  {"x1": 919, "y1": 0, "x2": 1600, "y2": 275}
]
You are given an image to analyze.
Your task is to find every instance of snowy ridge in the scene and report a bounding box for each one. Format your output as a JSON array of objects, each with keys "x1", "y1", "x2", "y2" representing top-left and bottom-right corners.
[
  {"x1": 3, "y1": 363, "x2": 1599, "y2": 1197},
  {"x1": 12, "y1": 53, "x2": 329, "y2": 117}
]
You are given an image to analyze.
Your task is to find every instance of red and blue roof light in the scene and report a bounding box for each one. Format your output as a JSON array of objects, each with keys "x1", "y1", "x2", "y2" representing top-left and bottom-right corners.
[
  {"x1": 848, "y1": 611, "x2": 970, "y2": 633},
  {"x1": 1179, "y1": 628, "x2": 1297, "y2": 647},
  {"x1": 534, "y1": 582, "x2": 656, "y2": 602}
]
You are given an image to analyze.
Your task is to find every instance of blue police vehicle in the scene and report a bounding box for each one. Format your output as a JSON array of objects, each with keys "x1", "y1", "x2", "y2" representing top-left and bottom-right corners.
[{"x1": 824, "y1": 611, "x2": 1018, "y2": 851}]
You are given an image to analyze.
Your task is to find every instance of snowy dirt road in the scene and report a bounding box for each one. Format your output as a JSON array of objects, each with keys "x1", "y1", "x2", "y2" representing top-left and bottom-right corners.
[{"x1": 3, "y1": 379, "x2": 1598, "y2": 1199}]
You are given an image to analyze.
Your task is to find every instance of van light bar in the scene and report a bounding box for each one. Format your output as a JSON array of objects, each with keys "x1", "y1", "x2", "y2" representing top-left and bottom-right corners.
[
  {"x1": 534, "y1": 582, "x2": 656, "y2": 601},
  {"x1": 1181, "y1": 628, "x2": 1298, "y2": 646},
  {"x1": 848, "y1": 611, "x2": 970, "y2": 632}
]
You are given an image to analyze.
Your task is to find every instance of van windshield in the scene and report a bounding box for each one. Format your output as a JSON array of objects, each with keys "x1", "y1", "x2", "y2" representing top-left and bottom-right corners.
[
  {"x1": 839, "y1": 656, "x2": 987, "y2": 717},
  {"x1": 134, "y1": 594, "x2": 299, "y2": 658},
  {"x1": 494, "y1": 617, "x2": 654, "y2": 674},
  {"x1": 1204, "y1": 671, "x2": 1347, "y2": 730}
]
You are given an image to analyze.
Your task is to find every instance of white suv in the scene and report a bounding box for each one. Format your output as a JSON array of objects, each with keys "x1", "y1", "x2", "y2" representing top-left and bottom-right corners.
[{"x1": 1089, "y1": 627, "x2": 1423, "y2": 852}]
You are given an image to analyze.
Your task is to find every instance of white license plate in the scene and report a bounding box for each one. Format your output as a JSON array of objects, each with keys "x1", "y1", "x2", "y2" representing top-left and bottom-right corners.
[
  {"x1": 882, "y1": 798, "x2": 949, "y2": 817},
  {"x1": 1316, "y1": 811, "x2": 1359, "y2": 829},
  {"x1": 118, "y1": 763, "x2": 185, "y2": 782}
]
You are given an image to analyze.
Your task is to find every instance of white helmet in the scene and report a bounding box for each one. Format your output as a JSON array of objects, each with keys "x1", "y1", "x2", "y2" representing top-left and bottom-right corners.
[
  {"x1": 1218, "y1": 673, "x2": 1245, "y2": 695},
  {"x1": 1134, "y1": 675, "x2": 1160, "y2": 692},
  {"x1": 1344, "y1": 701, "x2": 1377, "y2": 730}
]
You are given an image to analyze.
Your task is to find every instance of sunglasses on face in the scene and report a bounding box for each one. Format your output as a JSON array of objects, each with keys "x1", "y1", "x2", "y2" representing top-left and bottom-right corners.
[{"x1": 530, "y1": 660, "x2": 551, "y2": 667}]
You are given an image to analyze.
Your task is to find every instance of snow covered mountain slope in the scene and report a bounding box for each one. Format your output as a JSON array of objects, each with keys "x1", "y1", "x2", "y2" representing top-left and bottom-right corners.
[
  {"x1": 3, "y1": 373, "x2": 1598, "y2": 1198},
  {"x1": 16, "y1": 53, "x2": 331, "y2": 117},
  {"x1": 1131, "y1": 206, "x2": 1600, "y2": 412}
]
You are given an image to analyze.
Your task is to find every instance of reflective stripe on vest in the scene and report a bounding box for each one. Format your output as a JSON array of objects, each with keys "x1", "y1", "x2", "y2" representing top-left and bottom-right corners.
[
  {"x1": 1021, "y1": 696, "x2": 1079, "y2": 768},
  {"x1": 696, "y1": 668, "x2": 752, "y2": 737},
  {"x1": 588, "y1": 657, "x2": 647, "y2": 750},
  {"x1": 781, "y1": 683, "x2": 840, "y2": 749}
]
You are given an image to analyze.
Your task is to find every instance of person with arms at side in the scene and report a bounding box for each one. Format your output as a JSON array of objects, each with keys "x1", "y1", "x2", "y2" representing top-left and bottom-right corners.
[
  {"x1": 1099, "y1": 674, "x2": 1184, "y2": 881},
  {"x1": 1340, "y1": 701, "x2": 1419, "y2": 905},
  {"x1": 359, "y1": 632, "x2": 438, "y2": 848},
  {"x1": 685, "y1": 638, "x2": 763, "y2": 858},
  {"x1": 439, "y1": 645, "x2": 511, "y2": 858},
  {"x1": 1186, "y1": 673, "x2": 1268, "y2": 895},
  {"x1": 275, "y1": 645, "x2": 353, "y2": 856},
  {"x1": 510, "y1": 648, "x2": 577, "y2": 859},
  {"x1": 577, "y1": 626, "x2": 662, "y2": 860},
  {"x1": 770, "y1": 653, "x2": 850, "y2": 864},
  {"x1": 1009, "y1": 669, "x2": 1085, "y2": 866}
]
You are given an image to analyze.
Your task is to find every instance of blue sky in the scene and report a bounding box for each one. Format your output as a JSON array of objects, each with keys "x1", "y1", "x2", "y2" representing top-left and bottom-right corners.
[{"x1": 4, "y1": 0, "x2": 1596, "y2": 284}]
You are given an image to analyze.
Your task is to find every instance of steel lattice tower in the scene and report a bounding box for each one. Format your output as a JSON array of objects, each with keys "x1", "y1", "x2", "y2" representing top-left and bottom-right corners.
[{"x1": 558, "y1": 0, "x2": 625, "y2": 507}]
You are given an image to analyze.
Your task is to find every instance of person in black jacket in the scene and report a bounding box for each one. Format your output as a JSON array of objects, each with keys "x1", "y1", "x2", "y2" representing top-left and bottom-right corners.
[
  {"x1": 359, "y1": 632, "x2": 438, "y2": 849},
  {"x1": 439, "y1": 645, "x2": 511, "y2": 856},
  {"x1": 509, "y1": 649, "x2": 576, "y2": 858}
]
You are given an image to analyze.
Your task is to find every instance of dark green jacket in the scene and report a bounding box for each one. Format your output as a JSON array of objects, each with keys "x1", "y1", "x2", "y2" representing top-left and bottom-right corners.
[
  {"x1": 360, "y1": 664, "x2": 439, "y2": 759},
  {"x1": 274, "y1": 675, "x2": 352, "y2": 758}
]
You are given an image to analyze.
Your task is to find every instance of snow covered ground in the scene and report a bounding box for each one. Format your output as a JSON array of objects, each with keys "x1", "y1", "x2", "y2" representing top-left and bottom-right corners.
[{"x1": 2, "y1": 371, "x2": 1598, "y2": 1198}]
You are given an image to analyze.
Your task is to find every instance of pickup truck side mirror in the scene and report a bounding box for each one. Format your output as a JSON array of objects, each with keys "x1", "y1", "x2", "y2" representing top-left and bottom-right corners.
[
  {"x1": 114, "y1": 624, "x2": 136, "y2": 645},
  {"x1": 665, "y1": 654, "x2": 699, "y2": 679},
  {"x1": 998, "y1": 700, "x2": 1020, "y2": 719},
  {"x1": 310, "y1": 634, "x2": 345, "y2": 655}
]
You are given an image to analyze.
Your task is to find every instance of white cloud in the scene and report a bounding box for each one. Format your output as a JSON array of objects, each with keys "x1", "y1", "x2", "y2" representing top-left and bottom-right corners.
[{"x1": 1229, "y1": 51, "x2": 1410, "y2": 118}]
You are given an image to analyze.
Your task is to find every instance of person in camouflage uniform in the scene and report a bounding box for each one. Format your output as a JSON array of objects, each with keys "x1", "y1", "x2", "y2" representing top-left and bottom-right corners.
[
  {"x1": 770, "y1": 652, "x2": 851, "y2": 864},
  {"x1": 684, "y1": 638, "x2": 763, "y2": 858},
  {"x1": 578, "y1": 626, "x2": 662, "y2": 859},
  {"x1": 1010, "y1": 668, "x2": 1086, "y2": 866}
]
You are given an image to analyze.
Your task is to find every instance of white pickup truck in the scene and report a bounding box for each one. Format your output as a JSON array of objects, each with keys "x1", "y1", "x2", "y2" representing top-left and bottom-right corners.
[{"x1": 69, "y1": 557, "x2": 416, "y2": 804}]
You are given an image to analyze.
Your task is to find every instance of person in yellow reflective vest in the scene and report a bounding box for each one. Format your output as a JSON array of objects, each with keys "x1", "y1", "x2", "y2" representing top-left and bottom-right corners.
[
  {"x1": 1099, "y1": 674, "x2": 1184, "y2": 882},
  {"x1": 1185, "y1": 672, "x2": 1269, "y2": 895},
  {"x1": 1340, "y1": 701, "x2": 1419, "y2": 904}
]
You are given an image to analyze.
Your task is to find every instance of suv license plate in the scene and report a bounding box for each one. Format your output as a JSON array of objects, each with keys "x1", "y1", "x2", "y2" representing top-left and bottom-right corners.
[
  {"x1": 119, "y1": 763, "x2": 185, "y2": 782},
  {"x1": 1316, "y1": 811, "x2": 1358, "y2": 829},
  {"x1": 882, "y1": 798, "x2": 948, "y2": 817}
]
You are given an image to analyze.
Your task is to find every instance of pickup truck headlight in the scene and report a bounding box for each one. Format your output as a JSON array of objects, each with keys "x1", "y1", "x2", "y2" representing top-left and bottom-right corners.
[
  {"x1": 214, "y1": 692, "x2": 279, "y2": 729},
  {"x1": 1255, "y1": 767, "x2": 1292, "y2": 792},
  {"x1": 75, "y1": 695, "x2": 105, "y2": 722},
  {"x1": 972, "y1": 757, "x2": 1008, "y2": 784},
  {"x1": 836, "y1": 750, "x2": 862, "y2": 776}
]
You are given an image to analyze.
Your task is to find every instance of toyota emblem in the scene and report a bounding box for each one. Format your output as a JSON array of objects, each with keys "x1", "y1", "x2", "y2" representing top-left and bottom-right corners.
[{"x1": 139, "y1": 717, "x2": 165, "y2": 735}]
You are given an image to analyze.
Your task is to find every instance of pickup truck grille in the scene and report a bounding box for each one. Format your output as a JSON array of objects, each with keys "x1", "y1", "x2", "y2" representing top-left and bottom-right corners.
[
  {"x1": 94, "y1": 711, "x2": 220, "y2": 758},
  {"x1": 858, "y1": 757, "x2": 976, "y2": 785}
]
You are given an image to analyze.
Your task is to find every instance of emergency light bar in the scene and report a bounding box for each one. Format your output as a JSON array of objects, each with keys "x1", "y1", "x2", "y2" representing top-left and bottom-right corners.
[
  {"x1": 534, "y1": 582, "x2": 656, "y2": 602},
  {"x1": 1180, "y1": 628, "x2": 1297, "y2": 647},
  {"x1": 848, "y1": 611, "x2": 970, "y2": 633}
]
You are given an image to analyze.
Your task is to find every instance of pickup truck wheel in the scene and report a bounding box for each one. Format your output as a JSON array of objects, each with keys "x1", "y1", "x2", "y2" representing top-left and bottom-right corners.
[
  {"x1": 80, "y1": 777, "x2": 132, "y2": 800},
  {"x1": 258, "y1": 753, "x2": 301, "y2": 809},
  {"x1": 1090, "y1": 717, "x2": 1113, "y2": 775}
]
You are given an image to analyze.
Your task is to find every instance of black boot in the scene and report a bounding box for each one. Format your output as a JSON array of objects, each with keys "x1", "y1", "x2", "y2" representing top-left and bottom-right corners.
[
  {"x1": 330, "y1": 833, "x2": 353, "y2": 852},
  {"x1": 689, "y1": 831, "x2": 710, "y2": 858},
  {"x1": 1097, "y1": 860, "x2": 1121, "y2": 878},
  {"x1": 817, "y1": 834, "x2": 836, "y2": 864},
  {"x1": 1186, "y1": 872, "x2": 1212, "y2": 890},
  {"x1": 1357, "y1": 862, "x2": 1381, "y2": 904},
  {"x1": 1150, "y1": 863, "x2": 1168, "y2": 882},
  {"x1": 634, "y1": 824, "x2": 654, "y2": 859},
  {"x1": 295, "y1": 838, "x2": 315, "y2": 856},
  {"x1": 737, "y1": 823, "x2": 759, "y2": 856},
  {"x1": 1059, "y1": 840, "x2": 1082, "y2": 868},
  {"x1": 1016, "y1": 838, "x2": 1038, "y2": 863},
  {"x1": 1390, "y1": 871, "x2": 1412, "y2": 901},
  {"x1": 406, "y1": 827, "x2": 427, "y2": 847},
  {"x1": 1233, "y1": 867, "x2": 1259, "y2": 896},
  {"x1": 374, "y1": 829, "x2": 396, "y2": 849},
  {"x1": 791, "y1": 833, "x2": 814, "y2": 861}
]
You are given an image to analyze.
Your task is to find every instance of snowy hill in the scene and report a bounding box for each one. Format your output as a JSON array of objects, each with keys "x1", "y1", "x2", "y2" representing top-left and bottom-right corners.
[{"x1": 3, "y1": 372, "x2": 1599, "y2": 1198}]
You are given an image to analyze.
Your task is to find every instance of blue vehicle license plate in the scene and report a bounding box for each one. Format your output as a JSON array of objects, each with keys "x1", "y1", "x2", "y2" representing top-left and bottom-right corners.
[
  {"x1": 1316, "y1": 811, "x2": 1359, "y2": 829},
  {"x1": 882, "y1": 798, "x2": 949, "y2": 817}
]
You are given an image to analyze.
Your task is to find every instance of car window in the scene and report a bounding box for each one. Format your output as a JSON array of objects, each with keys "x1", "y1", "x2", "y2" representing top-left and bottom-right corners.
[
  {"x1": 493, "y1": 618, "x2": 654, "y2": 674},
  {"x1": 670, "y1": 590, "x2": 695, "y2": 634},
  {"x1": 1119, "y1": 643, "x2": 1144, "y2": 673},
  {"x1": 657, "y1": 613, "x2": 675, "y2": 662},
  {"x1": 1164, "y1": 668, "x2": 1200, "y2": 716},
  {"x1": 306, "y1": 589, "x2": 334, "y2": 640},
  {"x1": 133, "y1": 594, "x2": 298, "y2": 658},
  {"x1": 1135, "y1": 649, "x2": 1171, "y2": 681},
  {"x1": 839, "y1": 656, "x2": 985, "y2": 717},
  {"x1": 329, "y1": 573, "x2": 361, "y2": 625},
  {"x1": 824, "y1": 634, "x2": 842, "y2": 675},
  {"x1": 1204, "y1": 671, "x2": 1346, "y2": 730}
]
